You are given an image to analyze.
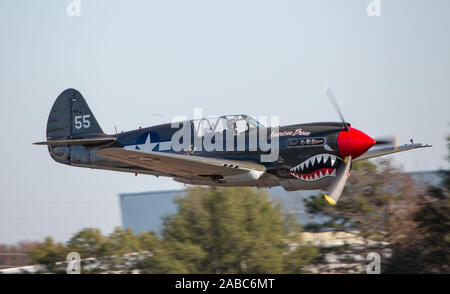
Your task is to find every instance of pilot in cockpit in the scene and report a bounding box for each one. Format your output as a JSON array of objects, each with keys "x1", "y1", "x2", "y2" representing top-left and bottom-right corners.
[{"x1": 227, "y1": 117, "x2": 238, "y2": 135}]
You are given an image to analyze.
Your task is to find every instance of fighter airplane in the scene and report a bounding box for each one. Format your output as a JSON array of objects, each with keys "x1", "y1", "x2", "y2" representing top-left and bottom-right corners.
[{"x1": 34, "y1": 88, "x2": 431, "y2": 205}]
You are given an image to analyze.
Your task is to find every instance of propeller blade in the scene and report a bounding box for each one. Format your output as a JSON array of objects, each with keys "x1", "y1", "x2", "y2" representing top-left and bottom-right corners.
[
  {"x1": 373, "y1": 135, "x2": 398, "y2": 147},
  {"x1": 324, "y1": 84, "x2": 349, "y2": 132},
  {"x1": 324, "y1": 155, "x2": 352, "y2": 205}
]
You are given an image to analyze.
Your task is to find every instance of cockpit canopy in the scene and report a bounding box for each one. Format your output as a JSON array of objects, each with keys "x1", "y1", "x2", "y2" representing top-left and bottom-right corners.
[{"x1": 191, "y1": 114, "x2": 265, "y2": 137}]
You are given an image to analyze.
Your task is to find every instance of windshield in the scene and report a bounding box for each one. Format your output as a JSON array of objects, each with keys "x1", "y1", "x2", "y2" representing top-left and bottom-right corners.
[{"x1": 191, "y1": 114, "x2": 265, "y2": 136}]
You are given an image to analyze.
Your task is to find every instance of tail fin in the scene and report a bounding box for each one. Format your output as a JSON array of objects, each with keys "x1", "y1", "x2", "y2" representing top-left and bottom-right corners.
[{"x1": 46, "y1": 88, "x2": 104, "y2": 140}]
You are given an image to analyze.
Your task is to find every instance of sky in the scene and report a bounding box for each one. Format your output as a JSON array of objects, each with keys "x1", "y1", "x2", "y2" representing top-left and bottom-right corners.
[{"x1": 0, "y1": 0, "x2": 449, "y2": 244}]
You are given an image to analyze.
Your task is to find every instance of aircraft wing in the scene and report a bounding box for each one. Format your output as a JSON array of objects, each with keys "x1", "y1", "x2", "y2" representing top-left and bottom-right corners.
[
  {"x1": 354, "y1": 142, "x2": 431, "y2": 162},
  {"x1": 96, "y1": 148, "x2": 266, "y2": 180},
  {"x1": 33, "y1": 137, "x2": 116, "y2": 146}
]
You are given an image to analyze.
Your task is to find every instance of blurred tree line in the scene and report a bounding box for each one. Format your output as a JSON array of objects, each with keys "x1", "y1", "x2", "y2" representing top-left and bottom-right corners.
[
  {"x1": 385, "y1": 137, "x2": 449, "y2": 273},
  {"x1": 27, "y1": 188, "x2": 317, "y2": 274},
  {"x1": 0, "y1": 241, "x2": 37, "y2": 268},
  {"x1": 16, "y1": 137, "x2": 450, "y2": 273}
]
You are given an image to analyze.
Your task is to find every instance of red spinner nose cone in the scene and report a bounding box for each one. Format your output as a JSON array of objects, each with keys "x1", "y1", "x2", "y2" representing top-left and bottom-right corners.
[{"x1": 338, "y1": 127, "x2": 376, "y2": 159}]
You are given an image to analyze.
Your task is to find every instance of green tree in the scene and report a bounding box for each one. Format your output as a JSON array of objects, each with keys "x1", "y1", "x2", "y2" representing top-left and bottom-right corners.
[
  {"x1": 385, "y1": 137, "x2": 450, "y2": 273},
  {"x1": 28, "y1": 237, "x2": 67, "y2": 273},
  {"x1": 67, "y1": 228, "x2": 111, "y2": 258},
  {"x1": 305, "y1": 137, "x2": 450, "y2": 273},
  {"x1": 303, "y1": 159, "x2": 424, "y2": 273},
  {"x1": 137, "y1": 231, "x2": 160, "y2": 251},
  {"x1": 305, "y1": 159, "x2": 419, "y2": 245},
  {"x1": 109, "y1": 227, "x2": 142, "y2": 254},
  {"x1": 26, "y1": 229, "x2": 160, "y2": 273},
  {"x1": 138, "y1": 187, "x2": 317, "y2": 273}
]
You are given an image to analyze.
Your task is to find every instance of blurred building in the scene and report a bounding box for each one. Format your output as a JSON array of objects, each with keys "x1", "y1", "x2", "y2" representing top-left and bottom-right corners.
[
  {"x1": 120, "y1": 190, "x2": 183, "y2": 234},
  {"x1": 409, "y1": 170, "x2": 445, "y2": 188}
]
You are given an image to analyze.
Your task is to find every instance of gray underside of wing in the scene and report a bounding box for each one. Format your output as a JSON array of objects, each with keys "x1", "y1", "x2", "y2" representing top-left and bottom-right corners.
[{"x1": 96, "y1": 148, "x2": 266, "y2": 180}]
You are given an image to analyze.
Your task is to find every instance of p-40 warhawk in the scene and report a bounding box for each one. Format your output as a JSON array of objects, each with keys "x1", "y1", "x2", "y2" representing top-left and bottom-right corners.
[{"x1": 34, "y1": 88, "x2": 431, "y2": 205}]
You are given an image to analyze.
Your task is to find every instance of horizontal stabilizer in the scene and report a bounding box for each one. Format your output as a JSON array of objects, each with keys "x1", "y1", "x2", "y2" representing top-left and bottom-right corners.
[{"x1": 33, "y1": 137, "x2": 116, "y2": 146}]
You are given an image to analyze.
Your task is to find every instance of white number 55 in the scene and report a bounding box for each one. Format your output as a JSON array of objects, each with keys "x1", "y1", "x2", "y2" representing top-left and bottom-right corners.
[{"x1": 74, "y1": 115, "x2": 91, "y2": 129}]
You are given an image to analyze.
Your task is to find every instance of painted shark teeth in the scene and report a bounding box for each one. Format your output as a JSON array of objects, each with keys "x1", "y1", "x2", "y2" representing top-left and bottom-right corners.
[
  {"x1": 289, "y1": 154, "x2": 338, "y2": 173},
  {"x1": 316, "y1": 154, "x2": 323, "y2": 164},
  {"x1": 299, "y1": 162, "x2": 305, "y2": 171},
  {"x1": 288, "y1": 153, "x2": 340, "y2": 182}
]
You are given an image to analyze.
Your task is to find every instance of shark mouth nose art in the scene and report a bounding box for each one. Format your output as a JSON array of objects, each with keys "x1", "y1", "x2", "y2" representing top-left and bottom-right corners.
[{"x1": 289, "y1": 154, "x2": 339, "y2": 182}]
